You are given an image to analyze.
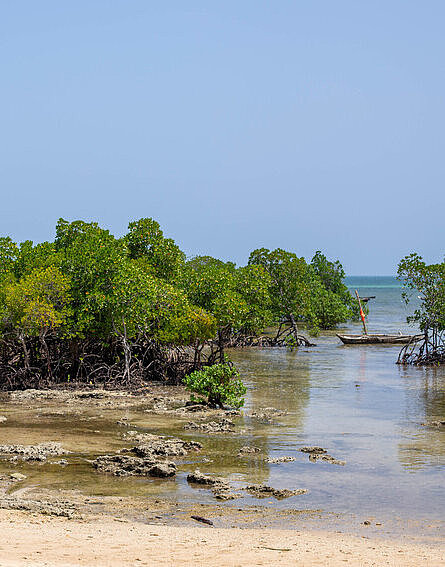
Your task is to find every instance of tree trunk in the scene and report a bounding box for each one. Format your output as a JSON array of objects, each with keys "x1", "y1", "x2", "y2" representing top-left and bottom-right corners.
[
  {"x1": 39, "y1": 330, "x2": 52, "y2": 379},
  {"x1": 121, "y1": 317, "x2": 131, "y2": 383},
  {"x1": 18, "y1": 332, "x2": 31, "y2": 374}
]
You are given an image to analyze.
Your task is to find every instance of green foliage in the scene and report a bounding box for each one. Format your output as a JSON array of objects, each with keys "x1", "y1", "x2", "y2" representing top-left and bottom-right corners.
[
  {"x1": 178, "y1": 256, "x2": 273, "y2": 336},
  {"x1": 249, "y1": 248, "x2": 312, "y2": 317},
  {"x1": 309, "y1": 283, "x2": 351, "y2": 331},
  {"x1": 1, "y1": 266, "x2": 71, "y2": 337},
  {"x1": 14, "y1": 241, "x2": 62, "y2": 279},
  {"x1": 310, "y1": 251, "x2": 358, "y2": 324},
  {"x1": 248, "y1": 247, "x2": 354, "y2": 332},
  {"x1": 108, "y1": 261, "x2": 216, "y2": 344},
  {"x1": 0, "y1": 237, "x2": 18, "y2": 281},
  {"x1": 54, "y1": 218, "x2": 127, "y2": 336},
  {"x1": 178, "y1": 256, "x2": 235, "y2": 314},
  {"x1": 248, "y1": 247, "x2": 313, "y2": 331},
  {"x1": 0, "y1": 218, "x2": 214, "y2": 348},
  {"x1": 398, "y1": 253, "x2": 445, "y2": 332},
  {"x1": 183, "y1": 363, "x2": 247, "y2": 408},
  {"x1": 311, "y1": 251, "x2": 342, "y2": 291},
  {"x1": 310, "y1": 251, "x2": 349, "y2": 299},
  {"x1": 125, "y1": 218, "x2": 185, "y2": 281},
  {"x1": 233, "y1": 264, "x2": 273, "y2": 333}
]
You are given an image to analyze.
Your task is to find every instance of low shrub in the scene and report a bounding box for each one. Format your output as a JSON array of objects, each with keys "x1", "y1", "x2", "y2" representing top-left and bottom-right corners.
[{"x1": 183, "y1": 363, "x2": 247, "y2": 409}]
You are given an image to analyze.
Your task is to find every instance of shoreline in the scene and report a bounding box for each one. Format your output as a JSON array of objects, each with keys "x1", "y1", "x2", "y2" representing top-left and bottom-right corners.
[{"x1": 0, "y1": 508, "x2": 444, "y2": 567}]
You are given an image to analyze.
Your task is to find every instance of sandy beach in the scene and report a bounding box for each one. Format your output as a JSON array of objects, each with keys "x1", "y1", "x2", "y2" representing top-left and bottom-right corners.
[{"x1": 0, "y1": 509, "x2": 444, "y2": 567}]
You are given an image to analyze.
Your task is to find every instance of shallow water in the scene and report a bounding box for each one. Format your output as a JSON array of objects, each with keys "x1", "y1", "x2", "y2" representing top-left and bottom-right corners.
[{"x1": 0, "y1": 277, "x2": 444, "y2": 531}]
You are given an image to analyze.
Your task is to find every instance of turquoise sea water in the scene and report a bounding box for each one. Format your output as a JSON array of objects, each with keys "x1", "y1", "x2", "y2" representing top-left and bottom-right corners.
[
  {"x1": 344, "y1": 275, "x2": 418, "y2": 334},
  {"x1": 346, "y1": 276, "x2": 402, "y2": 288}
]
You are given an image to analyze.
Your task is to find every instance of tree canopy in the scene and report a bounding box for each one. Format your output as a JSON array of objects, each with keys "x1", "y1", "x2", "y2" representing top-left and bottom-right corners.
[
  {"x1": 177, "y1": 256, "x2": 273, "y2": 340},
  {"x1": 398, "y1": 253, "x2": 445, "y2": 333},
  {"x1": 0, "y1": 218, "x2": 357, "y2": 387},
  {"x1": 248, "y1": 248, "x2": 354, "y2": 334}
]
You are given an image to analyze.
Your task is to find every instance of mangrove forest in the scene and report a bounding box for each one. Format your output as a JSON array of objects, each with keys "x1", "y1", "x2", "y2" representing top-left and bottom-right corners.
[{"x1": 0, "y1": 218, "x2": 360, "y2": 390}]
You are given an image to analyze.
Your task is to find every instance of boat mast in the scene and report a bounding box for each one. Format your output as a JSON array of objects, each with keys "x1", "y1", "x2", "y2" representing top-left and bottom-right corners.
[{"x1": 355, "y1": 289, "x2": 368, "y2": 335}]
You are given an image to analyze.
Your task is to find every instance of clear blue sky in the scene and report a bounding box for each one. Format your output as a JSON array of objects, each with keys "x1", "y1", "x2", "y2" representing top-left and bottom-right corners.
[{"x1": 1, "y1": 1, "x2": 444, "y2": 274}]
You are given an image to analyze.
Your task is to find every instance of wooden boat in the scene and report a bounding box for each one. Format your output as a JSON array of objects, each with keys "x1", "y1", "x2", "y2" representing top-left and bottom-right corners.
[
  {"x1": 337, "y1": 333, "x2": 423, "y2": 345},
  {"x1": 337, "y1": 291, "x2": 422, "y2": 345},
  {"x1": 359, "y1": 296, "x2": 375, "y2": 303}
]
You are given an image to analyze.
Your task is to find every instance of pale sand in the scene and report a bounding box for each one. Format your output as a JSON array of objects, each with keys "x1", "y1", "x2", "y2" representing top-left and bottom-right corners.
[{"x1": 0, "y1": 510, "x2": 444, "y2": 567}]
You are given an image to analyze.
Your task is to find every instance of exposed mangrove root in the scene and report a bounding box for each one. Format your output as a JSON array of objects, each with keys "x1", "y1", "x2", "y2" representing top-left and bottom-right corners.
[
  {"x1": 0, "y1": 335, "x2": 225, "y2": 391},
  {"x1": 397, "y1": 330, "x2": 445, "y2": 365},
  {"x1": 220, "y1": 322, "x2": 315, "y2": 348},
  {"x1": 0, "y1": 321, "x2": 314, "y2": 391}
]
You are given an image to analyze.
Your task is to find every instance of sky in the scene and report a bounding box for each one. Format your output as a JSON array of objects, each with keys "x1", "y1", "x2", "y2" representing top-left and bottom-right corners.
[{"x1": 1, "y1": 1, "x2": 444, "y2": 275}]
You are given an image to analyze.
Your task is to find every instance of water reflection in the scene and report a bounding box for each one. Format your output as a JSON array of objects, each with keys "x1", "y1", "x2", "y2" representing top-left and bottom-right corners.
[
  {"x1": 230, "y1": 347, "x2": 311, "y2": 425},
  {"x1": 232, "y1": 332, "x2": 445, "y2": 522},
  {"x1": 229, "y1": 347, "x2": 312, "y2": 484},
  {"x1": 398, "y1": 366, "x2": 445, "y2": 470}
]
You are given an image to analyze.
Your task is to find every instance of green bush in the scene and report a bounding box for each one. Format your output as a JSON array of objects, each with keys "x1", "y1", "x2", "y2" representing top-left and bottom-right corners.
[{"x1": 183, "y1": 363, "x2": 247, "y2": 409}]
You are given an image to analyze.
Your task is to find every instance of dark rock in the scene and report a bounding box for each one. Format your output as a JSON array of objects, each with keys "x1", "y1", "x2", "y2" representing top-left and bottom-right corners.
[
  {"x1": 184, "y1": 419, "x2": 234, "y2": 433},
  {"x1": 93, "y1": 454, "x2": 176, "y2": 478},
  {"x1": 422, "y1": 420, "x2": 445, "y2": 428},
  {"x1": 212, "y1": 488, "x2": 242, "y2": 500},
  {"x1": 308, "y1": 453, "x2": 346, "y2": 466},
  {"x1": 300, "y1": 446, "x2": 345, "y2": 465},
  {"x1": 267, "y1": 456, "x2": 296, "y2": 463},
  {"x1": 75, "y1": 392, "x2": 106, "y2": 399},
  {"x1": 147, "y1": 462, "x2": 177, "y2": 478},
  {"x1": 245, "y1": 484, "x2": 307, "y2": 500},
  {"x1": 130, "y1": 434, "x2": 202, "y2": 458},
  {"x1": 184, "y1": 402, "x2": 208, "y2": 410},
  {"x1": 0, "y1": 496, "x2": 76, "y2": 518},
  {"x1": 249, "y1": 408, "x2": 286, "y2": 422},
  {"x1": 187, "y1": 469, "x2": 228, "y2": 488},
  {"x1": 187, "y1": 470, "x2": 241, "y2": 501},
  {"x1": 300, "y1": 446, "x2": 327, "y2": 454},
  {"x1": 238, "y1": 446, "x2": 261, "y2": 454},
  {"x1": 0, "y1": 442, "x2": 69, "y2": 462}
]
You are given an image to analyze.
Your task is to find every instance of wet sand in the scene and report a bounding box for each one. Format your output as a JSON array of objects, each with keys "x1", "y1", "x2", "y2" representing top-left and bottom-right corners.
[{"x1": 1, "y1": 508, "x2": 444, "y2": 567}]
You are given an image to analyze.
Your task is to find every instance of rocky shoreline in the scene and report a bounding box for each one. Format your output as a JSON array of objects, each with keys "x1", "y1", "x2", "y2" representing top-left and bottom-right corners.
[
  {"x1": 0, "y1": 385, "x2": 442, "y2": 547},
  {"x1": 0, "y1": 387, "x2": 319, "y2": 511},
  {"x1": 0, "y1": 387, "x2": 316, "y2": 524}
]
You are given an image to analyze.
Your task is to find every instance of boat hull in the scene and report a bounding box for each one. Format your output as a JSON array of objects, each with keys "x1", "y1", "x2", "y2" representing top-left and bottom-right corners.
[{"x1": 336, "y1": 334, "x2": 422, "y2": 345}]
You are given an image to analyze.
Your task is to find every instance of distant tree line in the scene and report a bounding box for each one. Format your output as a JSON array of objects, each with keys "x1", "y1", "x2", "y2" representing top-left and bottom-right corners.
[{"x1": 0, "y1": 218, "x2": 358, "y2": 389}]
